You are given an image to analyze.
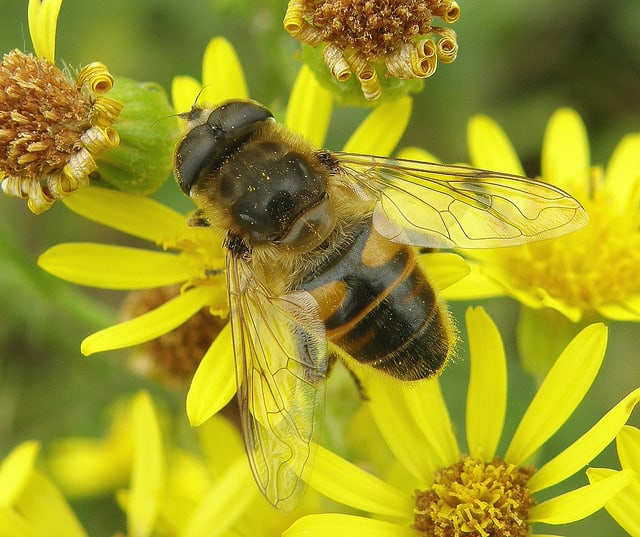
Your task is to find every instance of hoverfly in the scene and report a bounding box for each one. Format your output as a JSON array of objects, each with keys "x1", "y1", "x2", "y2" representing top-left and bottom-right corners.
[{"x1": 174, "y1": 100, "x2": 587, "y2": 510}]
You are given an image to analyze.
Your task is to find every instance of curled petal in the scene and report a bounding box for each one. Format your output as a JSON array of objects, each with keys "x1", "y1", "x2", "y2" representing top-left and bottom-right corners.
[
  {"x1": 344, "y1": 49, "x2": 380, "y2": 100},
  {"x1": 323, "y1": 44, "x2": 352, "y2": 82},
  {"x1": 442, "y1": 2, "x2": 461, "y2": 23},
  {"x1": 283, "y1": 0, "x2": 307, "y2": 37},
  {"x1": 91, "y1": 97, "x2": 124, "y2": 127},
  {"x1": 76, "y1": 62, "x2": 114, "y2": 95}
]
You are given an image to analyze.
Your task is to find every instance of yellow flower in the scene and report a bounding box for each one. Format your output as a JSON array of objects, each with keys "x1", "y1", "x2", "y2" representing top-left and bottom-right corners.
[
  {"x1": 38, "y1": 36, "x2": 467, "y2": 428},
  {"x1": 448, "y1": 108, "x2": 640, "y2": 322},
  {"x1": 284, "y1": 307, "x2": 640, "y2": 536},
  {"x1": 0, "y1": 441, "x2": 88, "y2": 537},
  {"x1": 0, "y1": 0, "x2": 122, "y2": 213},
  {"x1": 587, "y1": 425, "x2": 640, "y2": 537}
]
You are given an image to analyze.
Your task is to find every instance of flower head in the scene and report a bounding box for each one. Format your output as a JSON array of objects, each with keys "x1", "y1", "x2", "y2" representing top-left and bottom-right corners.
[
  {"x1": 0, "y1": 0, "x2": 122, "y2": 213},
  {"x1": 284, "y1": 0, "x2": 459, "y2": 103},
  {"x1": 451, "y1": 108, "x2": 640, "y2": 324},
  {"x1": 285, "y1": 307, "x2": 640, "y2": 536},
  {"x1": 1, "y1": 0, "x2": 179, "y2": 214}
]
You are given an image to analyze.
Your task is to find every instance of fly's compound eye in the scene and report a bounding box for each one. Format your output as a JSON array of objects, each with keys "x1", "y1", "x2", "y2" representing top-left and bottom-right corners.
[{"x1": 174, "y1": 101, "x2": 274, "y2": 196}]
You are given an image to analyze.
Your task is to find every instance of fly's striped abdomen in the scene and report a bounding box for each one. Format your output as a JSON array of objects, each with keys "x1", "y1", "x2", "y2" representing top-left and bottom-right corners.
[{"x1": 300, "y1": 220, "x2": 451, "y2": 381}]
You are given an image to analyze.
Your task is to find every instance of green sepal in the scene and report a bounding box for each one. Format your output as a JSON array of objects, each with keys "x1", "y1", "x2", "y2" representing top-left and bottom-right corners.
[{"x1": 95, "y1": 78, "x2": 180, "y2": 195}]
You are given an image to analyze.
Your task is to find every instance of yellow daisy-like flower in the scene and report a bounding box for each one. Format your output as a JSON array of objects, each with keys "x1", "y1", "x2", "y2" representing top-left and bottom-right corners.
[
  {"x1": 0, "y1": 0, "x2": 122, "y2": 213},
  {"x1": 587, "y1": 425, "x2": 640, "y2": 537},
  {"x1": 284, "y1": 307, "x2": 639, "y2": 537},
  {"x1": 459, "y1": 108, "x2": 640, "y2": 322}
]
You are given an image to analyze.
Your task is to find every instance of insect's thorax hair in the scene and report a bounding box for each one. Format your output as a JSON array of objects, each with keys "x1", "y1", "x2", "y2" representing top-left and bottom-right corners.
[{"x1": 190, "y1": 121, "x2": 373, "y2": 296}]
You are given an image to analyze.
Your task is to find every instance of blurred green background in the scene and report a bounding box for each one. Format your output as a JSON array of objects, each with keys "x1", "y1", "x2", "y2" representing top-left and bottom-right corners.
[{"x1": 1, "y1": 0, "x2": 639, "y2": 535}]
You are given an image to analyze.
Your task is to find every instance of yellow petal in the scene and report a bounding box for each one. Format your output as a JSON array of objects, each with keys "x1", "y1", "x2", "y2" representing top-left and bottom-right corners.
[
  {"x1": 306, "y1": 445, "x2": 411, "y2": 518},
  {"x1": 597, "y1": 295, "x2": 640, "y2": 321},
  {"x1": 342, "y1": 97, "x2": 412, "y2": 156},
  {"x1": 541, "y1": 108, "x2": 590, "y2": 195},
  {"x1": 0, "y1": 506, "x2": 39, "y2": 537},
  {"x1": 186, "y1": 324, "x2": 236, "y2": 426},
  {"x1": 81, "y1": 285, "x2": 218, "y2": 355},
  {"x1": 617, "y1": 425, "x2": 640, "y2": 475},
  {"x1": 0, "y1": 442, "x2": 39, "y2": 506},
  {"x1": 171, "y1": 75, "x2": 203, "y2": 115},
  {"x1": 395, "y1": 146, "x2": 442, "y2": 164},
  {"x1": 605, "y1": 133, "x2": 640, "y2": 209},
  {"x1": 197, "y1": 414, "x2": 245, "y2": 477},
  {"x1": 38, "y1": 244, "x2": 193, "y2": 289},
  {"x1": 63, "y1": 187, "x2": 187, "y2": 244},
  {"x1": 528, "y1": 388, "x2": 640, "y2": 493},
  {"x1": 365, "y1": 374, "x2": 439, "y2": 481},
  {"x1": 13, "y1": 470, "x2": 88, "y2": 537},
  {"x1": 28, "y1": 0, "x2": 62, "y2": 63},
  {"x1": 528, "y1": 469, "x2": 633, "y2": 524},
  {"x1": 505, "y1": 323, "x2": 608, "y2": 465},
  {"x1": 439, "y1": 261, "x2": 507, "y2": 300},
  {"x1": 404, "y1": 379, "x2": 459, "y2": 469},
  {"x1": 128, "y1": 392, "x2": 164, "y2": 537},
  {"x1": 587, "y1": 467, "x2": 640, "y2": 537},
  {"x1": 416, "y1": 252, "x2": 469, "y2": 292},
  {"x1": 467, "y1": 115, "x2": 525, "y2": 176},
  {"x1": 201, "y1": 37, "x2": 248, "y2": 105},
  {"x1": 465, "y1": 307, "x2": 506, "y2": 461},
  {"x1": 285, "y1": 65, "x2": 333, "y2": 147},
  {"x1": 180, "y1": 455, "x2": 256, "y2": 537},
  {"x1": 284, "y1": 514, "x2": 415, "y2": 537}
]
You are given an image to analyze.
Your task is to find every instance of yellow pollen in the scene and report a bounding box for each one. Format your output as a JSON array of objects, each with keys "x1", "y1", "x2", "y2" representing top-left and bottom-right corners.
[
  {"x1": 496, "y1": 186, "x2": 640, "y2": 313},
  {"x1": 414, "y1": 456, "x2": 534, "y2": 537}
]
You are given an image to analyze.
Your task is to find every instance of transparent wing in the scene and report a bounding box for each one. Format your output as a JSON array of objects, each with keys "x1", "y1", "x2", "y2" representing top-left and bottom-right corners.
[
  {"x1": 225, "y1": 245, "x2": 328, "y2": 511},
  {"x1": 333, "y1": 152, "x2": 588, "y2": 249}
]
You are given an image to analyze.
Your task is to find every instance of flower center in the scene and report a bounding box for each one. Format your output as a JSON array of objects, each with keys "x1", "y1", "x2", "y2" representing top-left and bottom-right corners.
[
  {"x1": 496, "y1": 181, "x2": 640, "y2": 315},
  {"x1": 414, "y1": 456, "x2": 534, "y2": 537}
]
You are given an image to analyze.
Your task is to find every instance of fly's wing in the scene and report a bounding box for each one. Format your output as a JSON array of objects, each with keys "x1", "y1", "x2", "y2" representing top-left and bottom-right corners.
[
  {"x1": 225, "y1": 245, "x2": 328, "y2": 512},
  {"x1": 333, "y1": 152, "x2": 588, "y2": 249}
]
